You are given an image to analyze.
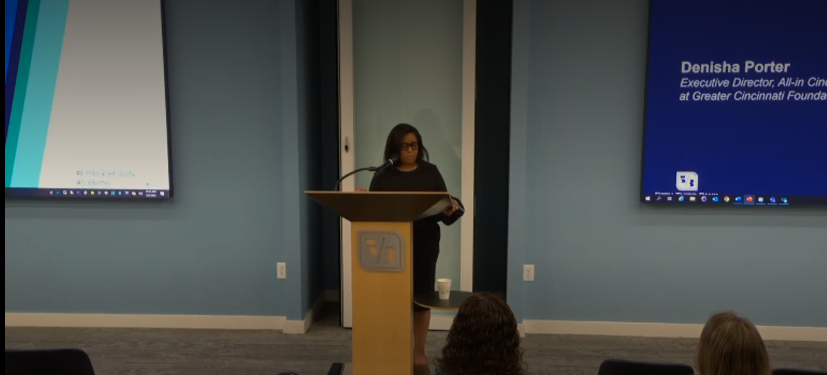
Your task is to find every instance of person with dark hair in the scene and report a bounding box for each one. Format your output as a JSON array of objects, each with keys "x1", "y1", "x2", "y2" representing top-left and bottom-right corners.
[
  {"x1": 361, "y1": 123, "x2": 463, "y2": 365},
  {"x1": 695, "y1": 312, "x2": 771, "y2": 375},
  {"x1": 436, "y1": 293, "x2": 525, "y2": 375}
]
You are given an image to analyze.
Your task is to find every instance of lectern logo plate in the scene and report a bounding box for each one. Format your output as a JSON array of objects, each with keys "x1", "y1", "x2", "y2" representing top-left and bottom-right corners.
[{"x1": 357, "y1": 230, "x2": 405, "y2": 272}]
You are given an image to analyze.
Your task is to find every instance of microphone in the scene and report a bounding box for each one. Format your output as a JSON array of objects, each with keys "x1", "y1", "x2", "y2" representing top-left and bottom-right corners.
[
  {"x1": 374, "y1": 155, "x2": 398, "y2": 175},
  {"x1": 334, "y1": 155, "x2": 399, "y2": 191}
]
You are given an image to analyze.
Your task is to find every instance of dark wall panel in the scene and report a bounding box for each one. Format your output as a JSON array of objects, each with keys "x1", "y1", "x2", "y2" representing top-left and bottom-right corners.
[{"x1": 473, "y1": 0, "x2": 512, "y2": 297}]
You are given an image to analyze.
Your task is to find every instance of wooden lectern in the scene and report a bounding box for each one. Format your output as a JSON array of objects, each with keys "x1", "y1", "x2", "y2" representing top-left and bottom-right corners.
[{"x1": 306, "y1": 191, "x2": 452, "y2": 375}]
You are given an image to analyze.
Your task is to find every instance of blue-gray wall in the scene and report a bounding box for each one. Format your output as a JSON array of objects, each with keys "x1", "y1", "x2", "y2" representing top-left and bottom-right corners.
[
  {"x1": 4, "y1": 0, "x2": 323, "y2": 321},
  {"x1": 508, "y1": 0, "x2": 827, "y2": 327}
]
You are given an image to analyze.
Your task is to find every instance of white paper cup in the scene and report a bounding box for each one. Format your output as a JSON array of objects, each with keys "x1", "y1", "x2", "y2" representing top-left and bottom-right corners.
[{"x1": 438, "y1": 278, "x2": 452, "y2": 300}]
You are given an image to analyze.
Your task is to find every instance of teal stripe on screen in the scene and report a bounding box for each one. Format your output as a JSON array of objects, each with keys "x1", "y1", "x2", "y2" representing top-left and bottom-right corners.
[
  {"x1": 9, "y1": 0, "x2": 69, "y2": 188},
  {"x1": 4, "y1": 0, "x2": 41, "y2": 188}
]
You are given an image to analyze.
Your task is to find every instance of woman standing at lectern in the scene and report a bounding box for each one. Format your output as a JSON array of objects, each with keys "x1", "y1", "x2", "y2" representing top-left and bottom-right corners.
[{"x1": 358, "y1": 123, "x2": 463, "y2": 365}]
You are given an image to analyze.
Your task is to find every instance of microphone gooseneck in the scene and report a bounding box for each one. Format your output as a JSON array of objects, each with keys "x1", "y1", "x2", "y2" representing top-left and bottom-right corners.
[
  {"x1": 334, "y1": 155, "x2": 399, "y2": 191},
  {"x1": 334, "y1": 167, "x2": 374, "y2": 191}
]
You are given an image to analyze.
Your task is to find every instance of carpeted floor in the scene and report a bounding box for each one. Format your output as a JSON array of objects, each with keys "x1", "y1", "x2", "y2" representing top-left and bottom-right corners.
[{"x1": 5, "y1": 306, "x2": 826, "y2": 375}]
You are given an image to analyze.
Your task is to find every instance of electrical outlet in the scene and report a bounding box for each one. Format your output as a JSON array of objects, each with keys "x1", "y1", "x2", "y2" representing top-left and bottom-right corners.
[
  {"x1": 277, "y1": 262, "x2": 286, "y2": 279},
  {"x1": 523, "y1": 264, "x2": 534, "y2": 281}
]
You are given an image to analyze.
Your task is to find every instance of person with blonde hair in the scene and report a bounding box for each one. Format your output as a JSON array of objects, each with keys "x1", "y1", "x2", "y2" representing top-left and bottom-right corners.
[{"x1": 696, "y1": 312, "x2": 771, "y2": 375}]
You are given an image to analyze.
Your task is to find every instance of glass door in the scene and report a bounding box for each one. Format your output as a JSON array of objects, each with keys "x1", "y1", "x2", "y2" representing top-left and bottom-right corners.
[{"x1": 338, "y1": 0, "x2": 476, "y2": 329}]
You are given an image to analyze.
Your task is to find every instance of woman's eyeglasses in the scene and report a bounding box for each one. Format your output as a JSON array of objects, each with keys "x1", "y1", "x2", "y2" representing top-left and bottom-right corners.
[{"x1": 401, "y1": 142, "x2": 419, "y2": 151}]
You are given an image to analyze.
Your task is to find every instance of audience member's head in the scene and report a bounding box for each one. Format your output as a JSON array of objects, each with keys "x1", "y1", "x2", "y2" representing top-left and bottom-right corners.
[
  {"x1": 696, "y1": 312, "x2": 771, "y2": 375},
  {"x1": 436, "y1": 293, "x2": 524, "y2": 375}
]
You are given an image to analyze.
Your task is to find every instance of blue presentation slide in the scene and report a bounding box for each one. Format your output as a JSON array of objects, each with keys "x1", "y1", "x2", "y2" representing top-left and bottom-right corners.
[
  {"x1": 6, "y1": 0, "x2": 27, "y2": 145},
  {"x1": 641, "y1": 0, "x2": 826, "y2": 206},
  {"x1": 5, "y1": 0, "x2": 15, "y2": 84},
  {"x1": 5, "y1": 0, "x2": 19, "y2": 85}
]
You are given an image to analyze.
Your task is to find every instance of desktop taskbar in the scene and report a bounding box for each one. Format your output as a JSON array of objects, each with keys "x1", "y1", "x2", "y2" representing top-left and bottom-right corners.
[
  {"x1": 641, "y1": 193, "x2": 826, "y2": 206},
  {"x1": 6, "y1": 187, "x2": 170, "y2": 199}
]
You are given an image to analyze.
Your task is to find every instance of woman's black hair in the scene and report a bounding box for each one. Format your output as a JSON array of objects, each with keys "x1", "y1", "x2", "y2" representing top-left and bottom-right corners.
[{"x1": 383, "y1": 123, "x2": 429, "y2": 163}]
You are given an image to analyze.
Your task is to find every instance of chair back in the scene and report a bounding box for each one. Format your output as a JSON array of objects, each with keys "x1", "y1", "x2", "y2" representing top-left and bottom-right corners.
[
  {"x1": 774, "y1": 370, "x2": 827, "y2": 375},
  {"x1": 5, "y1": 349, "x2": 95, "y2": 375},
  {"x1": 598, "y1": 359, "x2": 694, "y2": 375},
  {"x1": 328, "y1": 363, "x2": 456, "y2": 375}
]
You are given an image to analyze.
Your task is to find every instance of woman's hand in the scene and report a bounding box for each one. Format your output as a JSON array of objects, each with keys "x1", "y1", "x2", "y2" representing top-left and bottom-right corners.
[{"x1": 443, "y1": 198, "x2": 460, "y2": 216}]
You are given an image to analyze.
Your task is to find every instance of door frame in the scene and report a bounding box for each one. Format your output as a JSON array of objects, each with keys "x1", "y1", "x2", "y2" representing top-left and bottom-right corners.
[{"x1": 337, "y1": 0, "x2": 477, "y2": 330}]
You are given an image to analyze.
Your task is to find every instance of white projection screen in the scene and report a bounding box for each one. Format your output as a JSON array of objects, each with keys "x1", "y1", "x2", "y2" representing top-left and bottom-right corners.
[{"x1": 5, "y1": 0, "x2": 172, "y2": 199}]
